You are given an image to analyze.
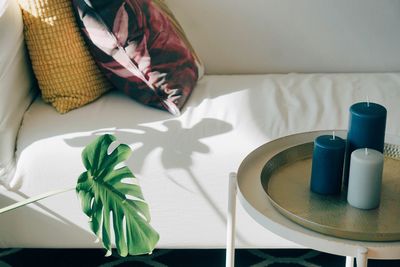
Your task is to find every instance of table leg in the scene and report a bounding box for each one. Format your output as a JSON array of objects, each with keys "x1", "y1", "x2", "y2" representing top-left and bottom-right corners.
[
  {"x1": 356, "y1": 247, "x2": 368, "y2": 267},
  {"x1": 226, "y1": 172, "x2": 237, "y2": 267},
  {"x1": 345, "y1": 256, "x2": 354, "y2": 267}
]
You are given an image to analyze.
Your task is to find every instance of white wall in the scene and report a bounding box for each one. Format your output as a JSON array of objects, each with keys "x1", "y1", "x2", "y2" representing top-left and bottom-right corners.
[{"x1": 167, "y1": 0, "x2": 400, "y2": 74}]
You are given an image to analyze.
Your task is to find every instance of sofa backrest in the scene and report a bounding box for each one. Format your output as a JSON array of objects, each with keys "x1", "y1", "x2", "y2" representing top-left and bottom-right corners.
[
  {"x1": 0, "y1": 0, "x2": 35, "y2": 182},
  {"x1": 1, "y1": 0, "x2": 399, "y2": 180},
  {"x1": 167, "y1": 0, "x2": 400, "y2": 74}
]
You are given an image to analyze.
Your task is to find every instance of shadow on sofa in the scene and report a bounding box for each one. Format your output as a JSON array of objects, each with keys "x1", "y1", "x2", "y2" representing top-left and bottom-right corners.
[
  {"x1": 63, "y1": 118, "x2": 233, "y2": 172},
  {"x1": 7, "y1": 117, "x2": 239, "y2": 244},
  {"x1": 62, "y1": 118, "x2": 234, "y2": 235}
]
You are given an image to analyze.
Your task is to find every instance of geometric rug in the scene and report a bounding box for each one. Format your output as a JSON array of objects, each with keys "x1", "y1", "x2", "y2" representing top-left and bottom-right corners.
[{"x1": 1, "y1": 248, "x2": 400, "y2": 266}]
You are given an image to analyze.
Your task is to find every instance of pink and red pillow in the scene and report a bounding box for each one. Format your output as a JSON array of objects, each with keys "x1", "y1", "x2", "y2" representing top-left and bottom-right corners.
[{"x1": 72, "y1": 0, "x2": 203, "y2": 115}]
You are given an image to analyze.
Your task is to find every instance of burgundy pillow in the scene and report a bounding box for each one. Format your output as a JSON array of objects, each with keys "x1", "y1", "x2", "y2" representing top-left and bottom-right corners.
[{"x1": 72, "y1": 0, "x2": 204, "y2": 115}]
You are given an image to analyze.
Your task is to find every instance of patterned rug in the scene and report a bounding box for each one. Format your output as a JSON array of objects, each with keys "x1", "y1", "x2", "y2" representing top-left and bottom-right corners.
[{"x1": 1, "y1": 248, "x2": 399, "y2": 266}]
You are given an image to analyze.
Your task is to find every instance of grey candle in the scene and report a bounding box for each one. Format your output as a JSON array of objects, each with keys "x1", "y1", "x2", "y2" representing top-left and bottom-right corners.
[{"x1": 347, "y1": 148, "x2": 384, "y2": 210}]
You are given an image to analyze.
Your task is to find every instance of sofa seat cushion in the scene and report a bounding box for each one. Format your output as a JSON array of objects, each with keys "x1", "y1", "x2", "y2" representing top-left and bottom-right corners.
[{"x1": 1, "y1": 73, "x2": 400, "y2": 248}]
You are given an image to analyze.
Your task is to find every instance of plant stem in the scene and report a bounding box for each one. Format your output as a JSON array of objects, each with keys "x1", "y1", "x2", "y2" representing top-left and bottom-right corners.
[{"x1": 0, "y1": 186, "x2": 76, "y2": 214}]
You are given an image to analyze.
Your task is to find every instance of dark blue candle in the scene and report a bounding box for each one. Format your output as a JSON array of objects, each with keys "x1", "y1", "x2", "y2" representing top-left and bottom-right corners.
[
  {"x1": 343, "y1": 102, "x2": 387, "y2": 184},
  {"x1": 310, "y1": 134, "x2": 345, "y2": 195}
]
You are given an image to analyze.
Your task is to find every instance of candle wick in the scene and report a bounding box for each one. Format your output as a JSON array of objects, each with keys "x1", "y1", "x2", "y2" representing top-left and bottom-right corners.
[
  {"x1": 332, "y1": 131, "x2": 336, "y2": 140},
  {"x1": 366, "y1": 95, "x2": 370, "y2": 107},
  {"x1": 365, "y1": 148, "x2": 369, "y2": 155}
]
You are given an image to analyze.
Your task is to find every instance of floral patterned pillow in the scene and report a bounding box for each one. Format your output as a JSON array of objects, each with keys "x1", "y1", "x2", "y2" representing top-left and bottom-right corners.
[{"x1": 72, "y1": 0, "x2": 204, "y2": 115}]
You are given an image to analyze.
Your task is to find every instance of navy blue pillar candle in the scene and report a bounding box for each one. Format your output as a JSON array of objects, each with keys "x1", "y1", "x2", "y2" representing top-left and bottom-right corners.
[
  {"x1": 343, "y1": 102, "x2": 387, "y2": 185},
  {"x1": 310, "y1": 134, "x2": 345, "y2": 195}
]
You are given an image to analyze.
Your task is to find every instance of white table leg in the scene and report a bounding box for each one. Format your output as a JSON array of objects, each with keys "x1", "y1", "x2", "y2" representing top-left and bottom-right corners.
[
  {"x1": 345, "y1": 256, "x2": 354, "y2": 267},
  {"x1": 226, "y1": 172, "x2": 237, "y2": 267},
  {"x1": 356, "y1": 247, "x2": 368, "y2": 267}
]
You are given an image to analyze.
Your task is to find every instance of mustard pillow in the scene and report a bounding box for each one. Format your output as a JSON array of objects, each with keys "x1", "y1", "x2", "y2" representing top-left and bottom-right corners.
[{"x1": 18, "y1": 0, "x2": 113, "y2": 113}]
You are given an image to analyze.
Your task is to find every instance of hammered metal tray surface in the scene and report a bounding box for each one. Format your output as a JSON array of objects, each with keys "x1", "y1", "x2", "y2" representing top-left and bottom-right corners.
[{"x1": 261, "y1": 138, "x2": 400, "y2": 241}]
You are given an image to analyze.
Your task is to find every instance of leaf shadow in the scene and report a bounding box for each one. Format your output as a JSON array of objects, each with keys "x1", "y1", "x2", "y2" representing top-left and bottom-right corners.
[
  {"x1": 63, "y1": 118, "x2": 233, "y2": 174},
  {"x1": 63, "y1": 118, "x2": 248, "y2": 243}
]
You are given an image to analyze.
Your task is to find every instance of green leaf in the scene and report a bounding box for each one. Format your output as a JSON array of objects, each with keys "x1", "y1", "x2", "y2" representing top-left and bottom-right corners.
[{"x1": 76, "y1": 134, "x2": 159, "y2": 256}]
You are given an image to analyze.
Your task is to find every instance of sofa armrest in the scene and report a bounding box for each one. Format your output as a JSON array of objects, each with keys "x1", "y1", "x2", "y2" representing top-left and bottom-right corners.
[{"x1": 0, "y1": 0, "x2": 36, "y2": 183}]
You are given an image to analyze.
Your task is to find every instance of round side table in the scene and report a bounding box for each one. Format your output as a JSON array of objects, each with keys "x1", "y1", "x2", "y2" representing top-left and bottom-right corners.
[{"x1": 225, "y1": 130, "x2": 400, "y2": 267}]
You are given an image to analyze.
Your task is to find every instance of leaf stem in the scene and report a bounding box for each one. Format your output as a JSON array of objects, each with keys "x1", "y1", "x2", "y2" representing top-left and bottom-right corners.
[{"x1": 0, "y1": 186, "x2": 76, "y2": 214}]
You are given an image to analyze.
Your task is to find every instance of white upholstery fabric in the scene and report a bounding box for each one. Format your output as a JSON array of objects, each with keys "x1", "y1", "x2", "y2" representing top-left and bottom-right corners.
[
  {"x1": 0, "y1": 0, "x2": 35, "y2": 181},
  {"x1": 167, "y1": 0, "x2": 400, "y2": 74},
  {"x1": 1, "y1": 73, "x2": 399, "y2": 248}
]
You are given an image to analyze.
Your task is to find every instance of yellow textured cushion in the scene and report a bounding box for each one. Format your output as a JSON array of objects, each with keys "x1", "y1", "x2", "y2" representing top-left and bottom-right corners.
[{"x1": 18, "y1": 0, "x2": 112, "y2": 113}]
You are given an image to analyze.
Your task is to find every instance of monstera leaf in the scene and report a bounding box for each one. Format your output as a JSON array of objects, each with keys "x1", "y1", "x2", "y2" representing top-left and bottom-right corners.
[{"x1": 76, "y1": 134, "x2": 159, "y2": 256}]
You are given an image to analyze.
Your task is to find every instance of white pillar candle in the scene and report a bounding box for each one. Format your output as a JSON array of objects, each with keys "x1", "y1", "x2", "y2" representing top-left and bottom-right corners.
[{"x1": 347, "y1": 148, "x2": 384, "y2": 209}]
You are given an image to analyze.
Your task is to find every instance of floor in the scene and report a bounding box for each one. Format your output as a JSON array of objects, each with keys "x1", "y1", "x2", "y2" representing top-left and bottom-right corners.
[{"x1": 1, "y1": 248, "x2": 400, "y2": 267}]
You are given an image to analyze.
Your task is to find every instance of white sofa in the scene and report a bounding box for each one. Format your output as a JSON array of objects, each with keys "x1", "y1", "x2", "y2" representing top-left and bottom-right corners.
[{"x1": 1, "y1": 0, "x2": 400, "y2": 249}]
